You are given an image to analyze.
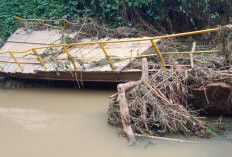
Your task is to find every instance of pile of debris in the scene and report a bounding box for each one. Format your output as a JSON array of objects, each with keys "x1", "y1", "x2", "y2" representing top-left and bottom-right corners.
[
  {"x1": 19, "y1": 17, "x2": 139, "y2": 41},
  {"x1": 108, "y1": 57, "x2": 232, "y2": 145}
]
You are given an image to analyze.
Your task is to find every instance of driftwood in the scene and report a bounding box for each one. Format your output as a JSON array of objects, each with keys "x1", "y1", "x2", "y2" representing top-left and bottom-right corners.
[
  {"x1": 117, "y1": 58, "x2": 149, "y2": 145},
  {"x1": 134, "y1": 134, "x2": 197, "y2": 144},
  {"x1": 117, "y1": 81, "x2": 137, "y2": 145}
]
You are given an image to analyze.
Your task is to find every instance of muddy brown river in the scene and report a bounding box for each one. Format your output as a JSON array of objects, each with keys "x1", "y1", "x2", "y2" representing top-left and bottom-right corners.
[{"x1": 0, "y1": 86, "x2": 232, "y2": 157}]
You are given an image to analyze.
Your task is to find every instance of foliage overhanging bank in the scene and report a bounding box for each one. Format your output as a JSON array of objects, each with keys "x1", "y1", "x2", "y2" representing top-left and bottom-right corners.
[{"x1": 0, "y1": 0, "x2": 232, "y2": 40}]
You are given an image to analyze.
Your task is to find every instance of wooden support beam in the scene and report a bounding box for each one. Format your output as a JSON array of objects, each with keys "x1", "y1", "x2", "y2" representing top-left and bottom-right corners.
[{"x1": 190, "y1": 42, "x2": 196, "y2": 69}]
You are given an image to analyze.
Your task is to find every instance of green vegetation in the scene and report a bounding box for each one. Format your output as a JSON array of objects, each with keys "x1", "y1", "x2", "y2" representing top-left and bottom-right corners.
[
  {"x1": 39, "y1": 48, "x2": 55, "y2": 59},
  {"x1": 0, "y1": 0, "x2": 232, "y2": 41}
]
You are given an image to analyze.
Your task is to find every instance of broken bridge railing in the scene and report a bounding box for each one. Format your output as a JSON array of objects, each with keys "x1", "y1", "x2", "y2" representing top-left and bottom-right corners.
[{"x1": 0, "y1": 17, "x2": 231, "y2": 72}]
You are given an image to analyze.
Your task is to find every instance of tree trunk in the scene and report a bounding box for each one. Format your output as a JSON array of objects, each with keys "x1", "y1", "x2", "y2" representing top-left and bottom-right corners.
[
  {"x1": 117, "y1": 81, "x2": 137, "y2": 145},
  {"x1": 117, "y1": 58, "x2": 149, "y2": 145}
]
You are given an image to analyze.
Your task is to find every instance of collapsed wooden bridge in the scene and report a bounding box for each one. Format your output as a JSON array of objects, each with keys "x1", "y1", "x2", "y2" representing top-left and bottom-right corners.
[{"x1": 0, "y1": 17, "x2": 230, "y2": 82}]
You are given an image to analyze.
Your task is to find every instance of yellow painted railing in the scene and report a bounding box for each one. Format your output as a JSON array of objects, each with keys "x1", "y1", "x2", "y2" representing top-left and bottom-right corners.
[
  {"x1": 0, "y1": 17, "x2": 231, "y2": 72},
  {"x1": 14, "y1": 16, "x2": 66, "y2": 29}
]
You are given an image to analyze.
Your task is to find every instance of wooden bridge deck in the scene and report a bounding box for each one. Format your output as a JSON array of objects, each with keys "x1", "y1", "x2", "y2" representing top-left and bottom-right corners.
[{"x1": 0, "y1": 28, "x2": 158, "y2": 82}]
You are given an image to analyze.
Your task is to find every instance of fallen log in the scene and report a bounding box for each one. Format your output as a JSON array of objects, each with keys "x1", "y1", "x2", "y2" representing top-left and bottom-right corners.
[
  {"x1": 117, "y1": 58, "x2": 149, "y2": 145},
  {"x1": 117, "y1": 81, "x2": 137, "y2": 145}
]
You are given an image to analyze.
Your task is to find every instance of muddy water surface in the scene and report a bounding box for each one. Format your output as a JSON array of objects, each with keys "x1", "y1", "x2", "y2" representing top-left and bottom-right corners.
[{"x1": 0, "y1": 87, "x2": 232, "y2": 157}]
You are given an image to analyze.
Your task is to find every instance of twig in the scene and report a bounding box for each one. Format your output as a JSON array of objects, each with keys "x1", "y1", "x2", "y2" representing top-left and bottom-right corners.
[
  {"x1": 109, "y1": 93, "x2": 118, "y2": 99},
  {"x1": 201, "y1": 79, "x2": 210, "y2": 104},
  {"x1": 76, "y1": 17, "x2": 87, "y2": 39},
  {"x1": 144, "y1": 82, "x2": 170, "y2": 104}
]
